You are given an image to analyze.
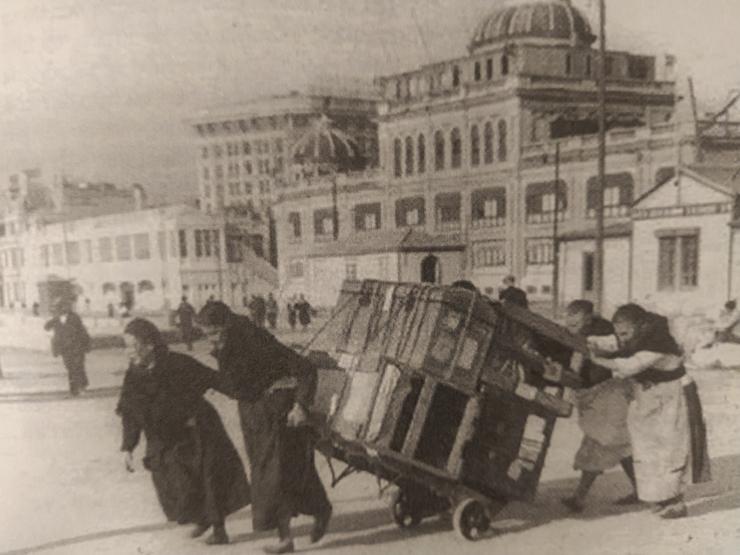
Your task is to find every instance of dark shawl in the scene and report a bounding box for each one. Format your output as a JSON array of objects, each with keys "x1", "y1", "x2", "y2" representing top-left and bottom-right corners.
[{"x1": 116, "y1": 350, "x2": 250, "y2": 524}]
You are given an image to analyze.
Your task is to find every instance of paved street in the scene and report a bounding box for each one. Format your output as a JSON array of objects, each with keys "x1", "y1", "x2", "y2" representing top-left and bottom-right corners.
[{"x1": 1, "y1": 336, "x2": 740, "y2": 555}]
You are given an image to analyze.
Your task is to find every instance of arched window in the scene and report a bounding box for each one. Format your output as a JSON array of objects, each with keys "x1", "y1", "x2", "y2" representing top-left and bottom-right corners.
[
  {"x1": 404, "y1": 136, "x2": 414, "y2": 176},
  {"x1": 450, "y1": 128, "x2": 462, "y2": 169},
  {"x1": 452, "y1": 65, "x2": 461, "y2": 88},
  {"x1": 474, "y1": 61, "x2": 481, "y2": 82},
  {"x1": 497, "y1": 120, "x2": 508, "y2": 161},
  {"x1": 565, "y1": 53, "x2": 572, "y2": 75},
  {"x1": 434, "y1": 130, "x2": 445, "y2": 171},
  {"x1": 484, "y1": 122, "x2": 494, "y2": 164},
  {"x1": 501, "y1": 55, "x2": 509, "y2": 76},
  {"x1": 585, "y1": 55, "x2": 592, "y2": 76},
  {"x1": 393, "y1": 138, "x2": 403, "y2": 177},
  {"x1": 470, "y1": 125, "x2": 480, "y2": 167},
  {"x1": 417, "y1": 134, "x2": 426, "y2": 174}
]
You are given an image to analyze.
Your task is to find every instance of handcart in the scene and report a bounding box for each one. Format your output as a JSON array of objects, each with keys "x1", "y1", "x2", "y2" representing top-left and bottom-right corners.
[{"x1": 305, "y1": 279, "x2": 587, "y2": 541}]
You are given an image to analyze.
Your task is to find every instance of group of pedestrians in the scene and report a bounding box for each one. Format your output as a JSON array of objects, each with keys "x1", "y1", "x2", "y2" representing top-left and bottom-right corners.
[
  {"x1": 286, "y1": 294, "x2": 314, "y2": 332},
  {"x1": 116, "y1": 303, "x2": 332, "y2": 553}
]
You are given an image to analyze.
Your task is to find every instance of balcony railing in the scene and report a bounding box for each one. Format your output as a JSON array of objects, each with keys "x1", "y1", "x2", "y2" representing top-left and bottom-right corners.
[
  {"x1": 470, "y1": 216, "x2": 505, "y2": 229},
  {"x1": 435, "y1": 220, "x2": 462, "y2": 232},
  {"x1": 525, "y1": 211, "x2": 568, "y2": 224},
  {"x1": 587, "y1": 205, "x2": 630, "y2": 218}
]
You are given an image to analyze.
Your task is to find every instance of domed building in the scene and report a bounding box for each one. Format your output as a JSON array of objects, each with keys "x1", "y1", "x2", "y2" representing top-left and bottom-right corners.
[
  {"x1": 271, "y1": 3, "x2": 739, "y2": 313},
  {"x1": 469, "y1": 0, "x2": 596, "y2": 51}
]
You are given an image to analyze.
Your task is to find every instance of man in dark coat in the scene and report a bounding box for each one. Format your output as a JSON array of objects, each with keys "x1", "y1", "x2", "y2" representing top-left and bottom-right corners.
[
  {"x1": 266, "y1": 293, "x2": 279, "y2": 330},
  {"x1": 116, "y1": 318, "x2": 250, "y2": 545},
  {"x1": 499, "y1": 274, "x2": 529, "y2": 309},
  {"x1": 44, "y1": 297, "x2": 91, "y2": 396},
  {"x1": 198, "y1": 301, "x2": 332, "y2": 554},
  {"x1": 249, "y1": 295, "x2": 267, "y2": 328},
  {"x1": 176, "y1": 296, "x2": 197, "y2": 351},
  {"x1": 295, "y1": 294, "x2": 313, "y2": 331}
]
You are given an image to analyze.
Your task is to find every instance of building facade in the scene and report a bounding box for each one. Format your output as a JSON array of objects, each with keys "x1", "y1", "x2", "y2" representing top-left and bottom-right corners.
[
  {"x1": 189, "y1": 90, "x2": 379, "y2": 215},
  {"x1": 273, "y1": 0, "x2": 693, "y2": 307},
  {"x1": 0, "y1": 170, "x2": 276, "y2": 313}
]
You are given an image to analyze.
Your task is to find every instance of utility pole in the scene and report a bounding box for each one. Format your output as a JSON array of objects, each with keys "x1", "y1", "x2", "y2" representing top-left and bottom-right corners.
[
  {"x1": 552, "y1": 142, "x2": 561, "y2": 316},
  {"x1": 594, "y1": 0, "x2": 607, "y2": 314}
]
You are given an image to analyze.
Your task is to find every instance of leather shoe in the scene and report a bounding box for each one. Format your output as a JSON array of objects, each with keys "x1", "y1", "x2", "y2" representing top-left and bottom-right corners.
[
  {"x1": 190, "y1": 523, "x2": 210, "y2": 538},
  {"x1": 561, "y1": 496, "x2": 584, "y2": 513},
  {"x1": 311, "y1": 505, "x2": 332, "y2": 543},
  {"x1": 263, "y1": 539, "x2": 294, "y2": 554},
  {"x1": 205, "y1": 525, "x2": 229, "y2": 545},
  {"x1": 614, "y1": 493, "x2": 640, "y2": 506}
]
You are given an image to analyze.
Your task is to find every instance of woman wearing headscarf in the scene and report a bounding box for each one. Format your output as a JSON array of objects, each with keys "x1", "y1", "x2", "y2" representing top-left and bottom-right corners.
[
  {"x1": 588, "y1": 304, "x2": 711, "y2": 519},
  {"x1": 197, "y1": 301, "x2": 332, "y2": 555},
  {"x1": 116, "y1": 318, "x2": 250, "y2": 545}
]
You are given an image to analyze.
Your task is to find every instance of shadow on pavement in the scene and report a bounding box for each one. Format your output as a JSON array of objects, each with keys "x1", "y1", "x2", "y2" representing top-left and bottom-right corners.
[
  {"x1": 0, "y1": 386, "x2": 121, "y2": 404},
  {"x1": 0, "y1": 522, "x2": 177, "y2": 555}
]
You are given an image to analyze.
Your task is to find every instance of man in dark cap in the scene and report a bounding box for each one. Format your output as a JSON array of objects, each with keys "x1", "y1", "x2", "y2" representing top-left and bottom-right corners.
[
  {"x1": 44, "y1": 297, "x2": 91, "y2": 396},
  {"x1": 197, "y1": 301, "x2": 332, "y2": 554},
  {"x1": 499, "y1": 274, "x2": 528, "y2": 309}
]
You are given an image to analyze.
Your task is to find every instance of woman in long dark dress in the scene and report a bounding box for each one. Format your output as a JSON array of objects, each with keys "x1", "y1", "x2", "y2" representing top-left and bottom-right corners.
[
  {"x1": 116, "y1": 318, "x2": 250, "y2": 545},
  {"x1": 198, "y1": 301, "x2": 332, "y2": 555}
]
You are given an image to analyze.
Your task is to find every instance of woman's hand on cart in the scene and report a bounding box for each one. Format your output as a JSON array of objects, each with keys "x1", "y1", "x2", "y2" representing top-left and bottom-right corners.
[{"x1": 287, "y1": 403, "x2": 308, "y2": 427}]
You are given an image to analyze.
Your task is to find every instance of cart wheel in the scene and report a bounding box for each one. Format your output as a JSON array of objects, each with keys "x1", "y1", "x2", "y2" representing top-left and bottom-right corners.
[
  {"x1": 452, "y1": 498, "x2": 490, "y2": 541},
  {"x1": 390, "y1": 489, "x2": 422, "y2": 529}
]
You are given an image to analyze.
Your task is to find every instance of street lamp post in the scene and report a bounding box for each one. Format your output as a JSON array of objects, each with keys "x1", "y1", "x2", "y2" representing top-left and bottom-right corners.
[
  {"x1": 552, "y1": 142, "x2": 561, "y2": 316},
  {"x1": 594, "y1": 0, "x2": 607, "y2": 314}
]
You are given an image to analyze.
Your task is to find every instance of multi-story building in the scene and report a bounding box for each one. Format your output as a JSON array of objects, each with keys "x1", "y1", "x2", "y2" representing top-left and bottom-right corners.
[
  {"x1": 189, "y1": 88, "x2": 379, "y2": 214},
  {"x1": 0, "y1": 169, "x2": 276, "y2": 313},
  {"x1": 274, "y1": 0, "x2": 692, "y2": 307}
]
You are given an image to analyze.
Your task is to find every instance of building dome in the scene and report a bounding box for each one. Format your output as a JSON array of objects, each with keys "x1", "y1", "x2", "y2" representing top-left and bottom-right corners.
[{"x1": 470, "y1": 0, "x2": 596, "y2": 51}]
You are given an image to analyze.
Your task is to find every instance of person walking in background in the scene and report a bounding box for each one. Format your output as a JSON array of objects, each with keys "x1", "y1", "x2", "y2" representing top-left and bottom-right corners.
[
  {"x1": 498, "y1": 274, "x2": 528, "y2": 309},
  {"x1": 714, "y1": 300, "x2": 740, "y2": 344},
  {"x1": 197, "y1": 302, "x2": 332, "y2": 554},
  {"x1": 266, "y1": 293, "x2": 279, "y2": 330},
  {"x1": 286, "y1": 297, "x2": 297, "y2": 332},
  {"x1": 561, "y1": 300, "x2": 637, "y2": 513},
  {"x1": 176, "y1": 296, "x2": 197, "y2": 351},
  {"x1": 116, "y1": 318, "x2": 250, "y2": 546},
  {"x1": 249, "y1": 295, "x2": 267, "y2": 328},
  {"x1": 44, "y1": 297, "x2": 91, "y2": 396},
  {"x1": 295, "y1": 294, "x2": 313, "y2": 332},
  {"x1": 588, "y1": 303, "x2": 711, "y2": 519}
]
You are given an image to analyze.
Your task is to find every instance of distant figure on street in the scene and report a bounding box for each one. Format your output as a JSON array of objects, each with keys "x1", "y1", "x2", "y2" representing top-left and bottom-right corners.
[
  {"x1": 249, "y1": 295, "x2": 267, "y2": 328},
  {"x1": 107, "y1": 302, "x2": 115, "y2": 318},
  {"x1": 32, "y1": 302, "x2": 40, "y2": 317},
  {"x1": 266, "y1": 293, "x2": 279, "y2": 330},
  {"x1": 176, "y1": 296, "x2": 197, "y2": 351},
  {"x1": 286, "y1": 297, "x2": 297, "y2": 332},
  {"x1": 714, "y1": 300, "x2": 740, "y2": 344},
  {"x1": 44, "y1": 297, "x2": 91, "y2": 396},
  {"x1": 116, "y1": 318, "x2": 250, "y2": 545},
  {"x1": 498, "y1": 275, "x2": 528, "y2": 309},
  {"x1": 197, "y1": 302, "x2": 332, "y2": 553},
  {"x1": 561, "y1": 300, "x2": 637, "y2": 513},
  {"x1": 295, "y1": 294, "x2": 313, "y2": 332}
]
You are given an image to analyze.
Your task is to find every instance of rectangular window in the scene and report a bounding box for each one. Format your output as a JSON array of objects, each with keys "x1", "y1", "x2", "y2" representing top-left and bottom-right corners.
[
  {"x1": 526, "y1": 239, "x2": 554, "y2": 265},
  {"x1": 133, "y1": 233, "x2": 151, "y2": 260},
  {"x1": 195, "y1": 229, "x2": 204, "y2": 258},
  {"x1": 115, "y1": 235, "x2": 132, "y2": 261},
  {"x1": 346, "y1": 261, "x2": 358, "y2": 280},
  {"x1": 354, "y1": 202, "x2": 382, "y2": 231},
  {"x1": 289, "y1": 259, "x2": 304, "y2": 278},
  {"x1": 158, "y1": 231, "x2": 167, "y2": 260},
  {"x1": 473, "y1": 241, "x2": 506, "y2": 268},
  {"x1": 40, "y1": 244, "x2": 50, "y2": 267},
  {"x1": 178, "y1": 229, "x2": 188, "y2": 258},
  {"x1": 65, "y1": 241, "x2": 81, "y2": 265},
  {"x1": 99, "y1": 237, "x2": 113, "y2": 262},
  {"x1": 52, "y1": 243, "x2": 64, "y2": 266},
  {"x1": 211, "y1": 230, "x2": 220, "y2": 258},
  {"x1": 657, "y1": 231, "x2": 699, "y2": 290},
  {"x1": 435, "y1": 193, "x2": 461, "y2": 230},
  {"x1": 583, "y1": 252, "x2": 595, "y2": 293},
  {"x1": 313, "y1": 208, "x2": 335, "y2": 238},
  {"x1": 288, "y1": 212, "x2": 302, "y2": 239}
]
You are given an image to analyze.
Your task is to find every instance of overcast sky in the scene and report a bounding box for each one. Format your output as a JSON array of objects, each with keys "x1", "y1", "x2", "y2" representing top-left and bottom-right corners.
[{"x1": 1, "y1": 0, "x2": 739, "y2": 200}]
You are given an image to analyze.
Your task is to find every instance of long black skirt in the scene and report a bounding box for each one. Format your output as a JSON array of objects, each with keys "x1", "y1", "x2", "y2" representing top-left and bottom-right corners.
[
  {"x1": 147, "y1": 400, "x2": 251, "y2": 526},
  {"x1": 238, "y1": 389, "x2": 330, "y2": 531}
]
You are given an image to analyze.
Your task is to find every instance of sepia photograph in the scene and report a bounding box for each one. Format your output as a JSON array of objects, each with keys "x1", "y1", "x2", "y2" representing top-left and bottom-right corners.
[{"x1": 1, "y1": 0, "x2": 739, "y2": 553}]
